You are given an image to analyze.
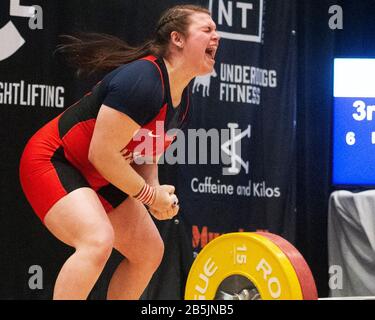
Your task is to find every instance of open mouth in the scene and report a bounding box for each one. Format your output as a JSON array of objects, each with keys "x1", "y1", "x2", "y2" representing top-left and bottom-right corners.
[{"x1": 205, "y1": 46, "x2": 217, "y2": 61}]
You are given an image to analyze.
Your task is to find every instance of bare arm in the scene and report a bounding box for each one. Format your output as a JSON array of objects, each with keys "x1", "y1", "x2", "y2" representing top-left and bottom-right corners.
[
  {"x1": 88, "y1": 105, "x2": 145, "y2": 196},
  {"x1": 132, "y1": 162, "x2": 160, "y2": 187},
  {"x1": 89, "y1": 105, "x2": 177, "y2": 218}
]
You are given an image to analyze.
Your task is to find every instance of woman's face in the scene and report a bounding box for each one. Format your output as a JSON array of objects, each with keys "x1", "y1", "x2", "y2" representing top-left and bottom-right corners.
[{"x1": 183, "y1": 12, "x2": 220, "y2": 76}]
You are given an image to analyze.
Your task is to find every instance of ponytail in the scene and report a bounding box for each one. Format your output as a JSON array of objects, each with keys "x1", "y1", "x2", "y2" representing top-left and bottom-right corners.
[
  {"x1": 56, "y1": 5, "x2": 210, "y2": 77},
  {"x1": 56, "y1": 33, "x2": 158, "y2": 77}
]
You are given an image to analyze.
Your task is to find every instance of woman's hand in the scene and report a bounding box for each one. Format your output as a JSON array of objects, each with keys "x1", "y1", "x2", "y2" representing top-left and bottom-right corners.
[{"x1": 149, "y1": 185, "x2": 179, "y2": 220}]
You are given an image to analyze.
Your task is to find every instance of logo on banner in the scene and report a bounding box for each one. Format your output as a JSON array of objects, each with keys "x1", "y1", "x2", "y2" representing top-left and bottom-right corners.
[
  {"x1": 192, "y1": 69, "x2": 217, "y2": 97},
  {"x1": 193, "y1": 62, "x2": 278, "y2": 106},
  {"x1": 209, "y1": 0, "x2": 264, "y2": 43},
  {"x1": 0, "y1": 1, "x2": 43, "y2": 62},
  {"x1": 221, "y1": 123, "x2": 251, "y2": 175}
]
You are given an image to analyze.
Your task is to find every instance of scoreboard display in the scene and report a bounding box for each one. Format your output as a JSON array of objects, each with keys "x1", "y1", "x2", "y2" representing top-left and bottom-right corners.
[{"x1": 333, "y1": 58, "x2": 375, "y2": 186}]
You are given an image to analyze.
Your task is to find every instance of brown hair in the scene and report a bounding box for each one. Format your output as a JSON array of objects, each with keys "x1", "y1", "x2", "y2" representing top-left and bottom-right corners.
[{"x1": 56, "y1": 4, "x2": 210, "y2": 77}]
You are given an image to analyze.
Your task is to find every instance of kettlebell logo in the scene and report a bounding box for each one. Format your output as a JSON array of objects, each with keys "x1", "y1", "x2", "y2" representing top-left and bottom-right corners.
[{"x1": 0, "y1": 0, "x2": 43, "y2": 62}]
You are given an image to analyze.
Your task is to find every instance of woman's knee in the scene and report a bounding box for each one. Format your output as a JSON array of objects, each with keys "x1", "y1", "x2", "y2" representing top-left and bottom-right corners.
[
  {"x1": 77, "y1": 226, "x2": 115, "y2": 266},
  {"x1": 124, "y1": 233, "x2": 165, "y2": 270},
  {"x1": 141, "y1": 235, "x2": 164, "y2": 269},
  {"x1": 147, "y1": 236, "x2": 165, "y2": 269}
]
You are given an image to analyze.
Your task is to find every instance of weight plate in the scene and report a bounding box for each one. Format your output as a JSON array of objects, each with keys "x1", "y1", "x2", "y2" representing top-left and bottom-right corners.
[
  {"x1": 256, "y1": 232, "x2": 318, "y2": 300},
  {"x1": 185, "y1": 232, "x2": 305, "y2": 300}
]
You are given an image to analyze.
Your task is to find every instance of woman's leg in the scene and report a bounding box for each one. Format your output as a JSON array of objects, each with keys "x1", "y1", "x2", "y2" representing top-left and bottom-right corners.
[
  {"x1": 44, "y1": 187, "x2": 115, "y2": 300},
  {"x1": 106, "y1": 197, "x2": 164, "y2": 300}
]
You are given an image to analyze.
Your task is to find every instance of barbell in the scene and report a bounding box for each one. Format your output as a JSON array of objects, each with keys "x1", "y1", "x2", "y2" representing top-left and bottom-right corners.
[{"x1": 185, "y1": 232, "x2": 318, "y2": 300}]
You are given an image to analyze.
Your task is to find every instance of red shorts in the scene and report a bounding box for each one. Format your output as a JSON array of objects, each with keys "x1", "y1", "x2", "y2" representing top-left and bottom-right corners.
[{"x1": 19, "y1": 116, "x2": 128, "y2": 223}]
